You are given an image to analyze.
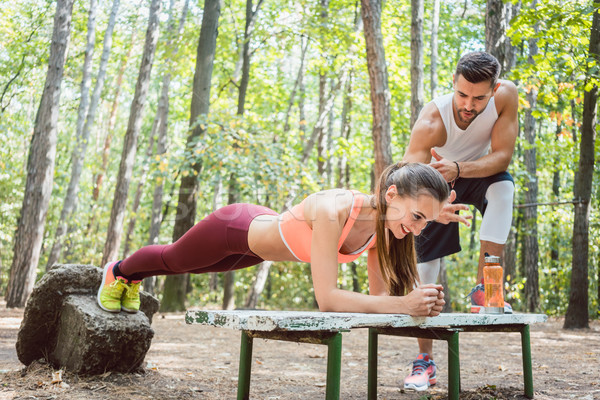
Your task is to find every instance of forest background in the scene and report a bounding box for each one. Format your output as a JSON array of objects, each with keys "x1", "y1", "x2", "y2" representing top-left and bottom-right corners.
[{"x1": 0, "y1": 0, "x2": 598, "y2": 329}]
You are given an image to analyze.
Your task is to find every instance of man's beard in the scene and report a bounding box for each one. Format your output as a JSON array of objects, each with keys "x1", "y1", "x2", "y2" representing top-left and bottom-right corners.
[{"x1": 453, "y1": 97, "x2": 482, "y2": 124}]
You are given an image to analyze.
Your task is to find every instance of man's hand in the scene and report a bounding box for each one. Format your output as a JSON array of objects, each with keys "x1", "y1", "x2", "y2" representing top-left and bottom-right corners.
[
  {"x1": 430, "y1": 148, "x2": 459, "y2": 182},
  {"x1": 436, "y1": 190, "x2": 472, "y2": 226}
]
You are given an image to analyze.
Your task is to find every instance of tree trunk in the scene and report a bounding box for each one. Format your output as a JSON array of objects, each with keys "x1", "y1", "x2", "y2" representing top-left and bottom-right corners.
[
  {"x1": 236, "y1": 0, "x2": 264, "y2": 115},
  {"x1": 337, "y1": 72, "x2": 353, "y2": 189},
  {"x1": 300, "y1": 75, "x2": 345, "y2": 165},
  {"x1": 410, "y1": 0, "x2": 424, "y2": 128},
  {"x1": 161, "y1": 0, "x2": 220, "y2": 312},
  {"x1": 523, "y1": 23, "x2": 539, "y2": 312},
  {"x1": 361, "y1": 0, "x2": 392, "y2": 178},
  {"x1": 564, "y1": 7, "x2": 599, "y2": 329},
  {"x1": 222, "y1": 174, "x2": 239, "y2": 310},
  {"x1": 102, "y1": 0, "x2": 161, "y2": 267},
  {"x1": 46, "y1": 0, "x2": 99, "y2": 269},
  {"x1": 222, "y1": 0, "x2": 263, "y2": 310},
  {"x1": 429, "y1": 0, "x2": 440, "y2": 100},
  {"x1": 485, "y1": 0, "x2": 507, "y2": 73},
  {"x1": 550, "y1": 121, "x2": 561, "y2": 292},
  {"x1": 468, "y1": 207, "x2": 478, "y2": 253},
  {"x1": 439, "y1": 258, "x2": 452, "y2": 313},
  {"x1": 144, "y1": 0, "x2": 189, "y2": 295},
  {"x1": 282, "y1": 36, "x2": 309, "y2": 135},
  {"x1": 123, "y1": 0, "x2": 189, "y2": 258},
  {"x1": 6, "y1": 0, "x2": 75, "y2": 307},
  {"x1": 503, "y1": 1, "x2": 521, "y2": 75},
  {"x1": 122, "y1": 131, "x2": 155, "y2": 258},
  {"x1": 244, "y1": 261, "x2": 272, "y2": 309},
  {"x1": 92, "y1": 16, "x2": 134, "y2": 204},
  {"x1": 317, "y1": 74, "x2": 327, "y2": 176}
]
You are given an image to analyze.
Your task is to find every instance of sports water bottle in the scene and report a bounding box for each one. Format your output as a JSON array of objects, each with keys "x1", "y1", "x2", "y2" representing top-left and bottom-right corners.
[{"x1": 483, "y1": 255, "x2": 504, "y2": 314}]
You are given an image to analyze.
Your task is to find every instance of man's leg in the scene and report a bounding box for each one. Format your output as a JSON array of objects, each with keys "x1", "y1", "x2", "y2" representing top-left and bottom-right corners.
[
  {"x1": 404, "y1": 259, "x2": 440, "y2": 391},
  {"x1": 416, "y1": 258, "x2": 440, "y2": 355},
  {"x1": 477, "y1": 241, "x2": 505, "y2": 281},
  {"x1": 470, "y1": 180, "x2": 514, "y2": 312}
]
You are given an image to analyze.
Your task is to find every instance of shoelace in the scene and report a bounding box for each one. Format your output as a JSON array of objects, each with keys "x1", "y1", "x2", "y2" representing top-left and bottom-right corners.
[
  {"x1": 106, "y1": 278, "x2": 126, "y2": 295},
  {"x1": 409, "y1": 359, "x2": 430, "y2": 376},
  {"x1": 465, "y1": 283, "x2": 484, "y2": 299},
  {"x1": 124, "y1": 282, "x2": 141, "y2": 299}
]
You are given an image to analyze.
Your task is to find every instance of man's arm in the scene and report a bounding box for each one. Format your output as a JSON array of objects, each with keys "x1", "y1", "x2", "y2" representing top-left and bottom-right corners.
[{"x1": 402, "y1": 102, "x2": 446, "y2": 164}]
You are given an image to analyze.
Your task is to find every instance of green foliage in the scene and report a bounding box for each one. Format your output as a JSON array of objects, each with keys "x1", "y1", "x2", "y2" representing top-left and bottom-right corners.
[{"x1": 0, "y1": 0, "x2": 598, "y2": 318}]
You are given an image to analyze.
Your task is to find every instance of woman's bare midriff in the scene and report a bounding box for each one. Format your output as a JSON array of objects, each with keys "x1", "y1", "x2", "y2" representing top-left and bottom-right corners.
[{"x1": 247, "y1": 214, "x2": 297, "y2": 262}]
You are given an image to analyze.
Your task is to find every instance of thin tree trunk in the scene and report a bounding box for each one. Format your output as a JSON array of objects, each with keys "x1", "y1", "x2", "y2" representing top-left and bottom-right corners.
[
  {"x1": 282, "y1": 36, "x2": 309, "y2": 135},
  {"x1": 503, "y1": 1, "x2": 521, "y2": 75},
  {"x1": 550, "y1": 121, "x2": 561, "y2": 292},
  {"x1": 300, "y1": 74, "x2": 346, "y2": 165},
  {"x1": 564, "y1": 7, "x2": 599, "y2": 329},
  {"x1": 236, "y1": 0, "x2": 264, "y2": 115},
  {"x1": 6, "y1": 0, "x2": 74, "y2": 307},
  {"x1": 101, "y1": 0, "x2": 161, "y2": 267},
  {"x1": 317, "y1": 74, "x2": 327, "y2": 176},
  {"x1": 123, "y1": 0, "x2": 189, "y2": 257},
  {"x1": 469, "y1": 207, "x2": 477, "y2": 252},
  {"x1": 92, "y1": 20, "x2": 135, "y2": 203},
  {"x1": 143, "y1": 0, "x2": 189, "y2": 295},
  {"x1": 46, "y1": 0, "x2": 99, "y2": 269},
  {"x1": 122, "y1": 131, "x2": 155, "y2": 258},
  {"x1": 503, "y1": 214, "x2": 517, "y2": 285},
  {"x1": 161, "y1": 0, "x2": 220, "y2": 312},
  {"x1": 222, "y1": 0, "x2": 263, "y2": 310},
  {"x1": 337, "y1": 72, "x2": 352, "y2": 189},
  {"x1": 361, "y1": 0, "x2": 392, "y2": 178},
  {"x1": 429, "y1": 0, "x2": 440, "y2": 100},
  {"x1": 523, "y1": 16, "x2": 539, "y2": 312},
  {"x1": 485, "y1": 0, "x2": 507, "y2": 72},
  {"x1": 244, "y1": 263, "x2": 273, "y2": 309},
  {"x1": 410, "y1": 0, "x2": 424, "y2": 128},
  {"x1": 439, "y1": 258, "x2": 452, "y2": 312}
]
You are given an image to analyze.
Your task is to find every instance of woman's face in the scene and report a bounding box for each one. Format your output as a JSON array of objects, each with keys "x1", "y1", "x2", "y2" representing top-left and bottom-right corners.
[{"x1": 384, "y1": 185, "x2": 443, "y2": 239}]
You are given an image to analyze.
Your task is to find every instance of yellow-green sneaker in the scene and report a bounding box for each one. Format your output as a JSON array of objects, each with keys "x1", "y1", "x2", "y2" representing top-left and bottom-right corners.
[
  {"x1": 97, "y1": 261, "x2": 126, "y2": 313},
  {"x1": 121, "y1": 281, "x2": 141, "y2": 313}
]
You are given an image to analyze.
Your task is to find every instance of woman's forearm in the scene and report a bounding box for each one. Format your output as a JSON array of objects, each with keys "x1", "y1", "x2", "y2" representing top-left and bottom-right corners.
[{"x1": 316, "y1": 287, "x2": 414, "y2": 315}]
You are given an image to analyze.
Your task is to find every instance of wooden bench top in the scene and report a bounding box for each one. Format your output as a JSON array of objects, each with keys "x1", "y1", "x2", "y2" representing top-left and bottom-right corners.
[{"x1": 185, "y1": 310, "x2": 547, "y2": 332}]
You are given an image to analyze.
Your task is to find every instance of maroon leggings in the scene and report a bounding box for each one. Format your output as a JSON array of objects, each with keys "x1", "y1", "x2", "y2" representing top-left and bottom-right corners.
[{"x1": 119, "y1": 203, "x2": 278, "y2": 280}]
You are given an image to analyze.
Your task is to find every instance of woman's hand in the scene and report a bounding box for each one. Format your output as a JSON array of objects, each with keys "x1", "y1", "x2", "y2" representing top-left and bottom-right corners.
[
  {"x1": 428, "y1": 288, "x2": 446, "y2": 317},
  {"x1": 403, "y1": 284, "x2": 445, "y2": 316}
]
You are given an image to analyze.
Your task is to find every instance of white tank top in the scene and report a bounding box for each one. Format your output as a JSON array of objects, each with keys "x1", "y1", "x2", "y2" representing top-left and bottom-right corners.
[{"x1": 432, "y1": 93, "x2": 498, "y2": 162}]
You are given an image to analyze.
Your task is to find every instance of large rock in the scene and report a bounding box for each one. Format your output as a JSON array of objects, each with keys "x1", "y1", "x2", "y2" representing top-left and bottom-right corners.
[{"x1": 16, "y1": 264, "x2": 160, "y2": 374}]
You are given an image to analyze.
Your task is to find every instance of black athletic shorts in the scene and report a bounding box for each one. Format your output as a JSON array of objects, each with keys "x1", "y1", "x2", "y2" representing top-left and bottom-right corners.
[{"x1": 415, "y1": 171, "x2": 514, "y2": 263}]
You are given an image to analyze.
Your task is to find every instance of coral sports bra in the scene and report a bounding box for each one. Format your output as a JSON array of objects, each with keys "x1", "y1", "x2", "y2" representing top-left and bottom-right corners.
[{"x1": 278, "y1": 190, "x2": 376, "y2": 263}]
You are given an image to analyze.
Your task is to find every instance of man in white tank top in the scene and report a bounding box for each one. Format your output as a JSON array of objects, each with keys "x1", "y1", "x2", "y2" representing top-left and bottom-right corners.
[{"x1": 401, "y1": 52, "x2": 519, "y2": 392}]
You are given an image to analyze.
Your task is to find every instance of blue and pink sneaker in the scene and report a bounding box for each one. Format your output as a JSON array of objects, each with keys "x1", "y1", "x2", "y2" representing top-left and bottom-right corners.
[{"x1": 403, "y1": 353, "x2": 437, "y2": 391}]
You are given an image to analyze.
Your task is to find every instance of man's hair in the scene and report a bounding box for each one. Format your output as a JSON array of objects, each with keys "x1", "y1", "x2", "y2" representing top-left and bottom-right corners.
[{"x1": 455, "y1": 51, "x2": 501, "y2": 86}]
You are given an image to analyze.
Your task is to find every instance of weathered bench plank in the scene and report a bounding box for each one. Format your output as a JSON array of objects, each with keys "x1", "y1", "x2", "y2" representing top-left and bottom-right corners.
[{"x1": 185, "y1": 310, "x2": 546, "y2": 331}]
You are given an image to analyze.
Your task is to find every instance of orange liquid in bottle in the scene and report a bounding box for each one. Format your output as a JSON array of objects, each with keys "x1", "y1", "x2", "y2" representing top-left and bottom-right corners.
[{"x1": 483, "y1": 256, "x2": 504, "y2": 313}]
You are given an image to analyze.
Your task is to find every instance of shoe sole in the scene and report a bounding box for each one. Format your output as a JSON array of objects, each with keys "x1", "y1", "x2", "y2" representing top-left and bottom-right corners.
[
  {"x1": 97, "y1": 262, "x2": 121, "y2": 313},
  {"x1": 404, "y1": 373, "x2": 436, "y2": 391},
  {"x1": 471, "y1": 305, "x2": 514, "y2": 314},
  {"x1": 121, "y1": 306, "x2": 139, "y2": 313},
  {"x1": 471, "y1": 305, "x2": 484, "y2": 314}
]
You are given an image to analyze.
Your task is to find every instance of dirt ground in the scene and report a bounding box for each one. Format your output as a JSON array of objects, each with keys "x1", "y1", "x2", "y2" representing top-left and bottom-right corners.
[{"x1": 1, "y1": 303, "x2": 599, "y2": 400}]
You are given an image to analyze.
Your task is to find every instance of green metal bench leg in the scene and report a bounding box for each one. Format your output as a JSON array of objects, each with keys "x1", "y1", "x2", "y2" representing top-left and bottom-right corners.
[
  {"x1": 367, "y1": 328, "x2": 378, "y2": 400},
  {"x1": 237, "y1": 331, "x2": 253, "y2": 400},
  {"x1": 521, "y1": 325, "x2": 534, "y2": 398},
  {"x1": 325, "y1": 332, "x2": 343, "y2": 400},
  {"x1": 447, "y1": 331, "x2": 460, "y2": 400}
]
